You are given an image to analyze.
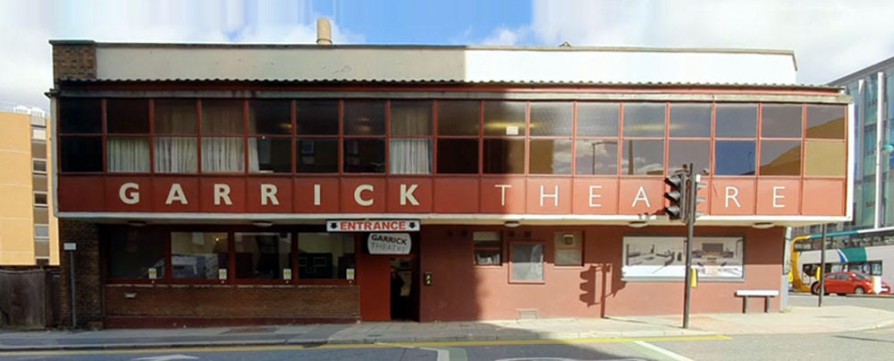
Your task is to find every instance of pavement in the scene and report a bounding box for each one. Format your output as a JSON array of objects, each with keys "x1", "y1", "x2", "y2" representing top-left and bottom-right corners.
[{"x1": 2, "y1": 303, "x2": 894, "y2": 352}]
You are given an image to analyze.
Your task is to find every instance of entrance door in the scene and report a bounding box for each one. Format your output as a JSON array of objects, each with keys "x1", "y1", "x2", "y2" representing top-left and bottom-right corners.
[{"x1": 390, "y1": 256, "x2": 418, "y2": 321}]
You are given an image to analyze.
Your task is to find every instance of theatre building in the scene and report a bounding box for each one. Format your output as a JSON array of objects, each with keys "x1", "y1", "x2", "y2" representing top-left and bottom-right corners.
[{"x1": 50, "y1": 39, "x2": 852, "y2": 328}]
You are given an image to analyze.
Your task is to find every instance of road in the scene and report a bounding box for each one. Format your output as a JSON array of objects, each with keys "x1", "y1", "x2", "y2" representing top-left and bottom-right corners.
[{"x1": 786, "y1": 291, "x2": 894, "y2": 311}]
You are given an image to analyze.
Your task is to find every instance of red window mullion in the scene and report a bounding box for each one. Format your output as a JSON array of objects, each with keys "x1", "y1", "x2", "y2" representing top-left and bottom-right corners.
[{"x1": 197, "y1": 99, "x2": 204, "y2": 174}]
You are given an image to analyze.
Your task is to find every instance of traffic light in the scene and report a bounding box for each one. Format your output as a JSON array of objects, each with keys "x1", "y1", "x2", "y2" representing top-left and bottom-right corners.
[
  {"x1": 664, "y1": 171, "x2": 689, "y2": 221},
  {"x1": 689, "y1": 173, "x2": 707, "y2": 221}
]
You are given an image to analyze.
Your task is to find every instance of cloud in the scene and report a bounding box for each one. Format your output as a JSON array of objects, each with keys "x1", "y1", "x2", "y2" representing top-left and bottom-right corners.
[
  {"x1": 529, "y1": 0, "x2": 894, "y2": 84},
  {"x1": 0, "y1": 0, "x2": 362, "y2": 111},
  {"x1": 479, "y1": 26, "x2": 530, "y2": 46}
]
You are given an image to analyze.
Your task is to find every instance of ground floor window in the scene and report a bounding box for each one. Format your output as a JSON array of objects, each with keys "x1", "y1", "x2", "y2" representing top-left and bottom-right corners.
[
  {"x1": 235, "y1": 232, "x2": 292, "y2": 280},
  {"x1": 510, "y1": 242, "x2": 544, "y2": 283},
  {"x1": 473, "y1": 231, "x2": 502, "y2": 266},
  {"x1": 298, "y1": 233, "x2": 355, "y2": 280},
  {"x1": 171, "y1": 232, "x2": 229, "y2": 280},
  {"x1": 107, "y1": 228, "x2": 166, "y2": 279}
]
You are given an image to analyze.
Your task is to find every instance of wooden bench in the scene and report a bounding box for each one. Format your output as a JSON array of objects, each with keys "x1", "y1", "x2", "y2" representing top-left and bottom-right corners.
[{"x1": 735, "y1": 290, "x2": 779, "y2": 313}]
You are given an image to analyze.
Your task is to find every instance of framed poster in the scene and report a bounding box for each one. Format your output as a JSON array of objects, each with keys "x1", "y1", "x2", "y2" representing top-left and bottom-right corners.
[{"x1": 622, "y1": 237, "x2": 744, "y2": 280}]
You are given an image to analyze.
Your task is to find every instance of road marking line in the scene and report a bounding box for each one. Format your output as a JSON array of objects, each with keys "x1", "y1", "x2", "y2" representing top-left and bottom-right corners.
[{"x1": 632, "y1": 341, "x2": 695, "y2": 361}]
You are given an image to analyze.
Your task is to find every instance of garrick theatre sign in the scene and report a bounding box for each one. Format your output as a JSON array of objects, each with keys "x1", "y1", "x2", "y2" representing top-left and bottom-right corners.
[{"x1": 58, "y1": 176, "x2": 846, "y2": 217}]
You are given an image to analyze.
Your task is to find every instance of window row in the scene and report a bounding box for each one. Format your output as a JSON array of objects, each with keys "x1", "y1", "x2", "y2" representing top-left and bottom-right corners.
[
  {"x1": 473, "y1": 231, "x2": 583, "y2": 283},
  {"x1": 107, "y1": 229, "x2": 356, "y2": 283}
]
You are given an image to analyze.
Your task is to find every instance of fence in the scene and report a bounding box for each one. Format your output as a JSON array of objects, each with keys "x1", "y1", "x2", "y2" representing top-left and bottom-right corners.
[{"x1": 0, "y1": 268, "x2": 60, "y2": 328}]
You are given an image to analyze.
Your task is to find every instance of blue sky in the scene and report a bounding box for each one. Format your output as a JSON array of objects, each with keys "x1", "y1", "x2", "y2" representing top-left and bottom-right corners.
[{"x1": 2, "y1": 0, "x2": 894, "y2": 111}]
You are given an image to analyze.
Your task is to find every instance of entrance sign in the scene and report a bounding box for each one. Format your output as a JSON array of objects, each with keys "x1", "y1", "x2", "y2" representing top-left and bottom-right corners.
[
  {"x1": 327, "y1": 220, "x2": 420, "y2": 232},
  {"x1": 367, "y1": 233, "x2": 412, "y2": 255}
]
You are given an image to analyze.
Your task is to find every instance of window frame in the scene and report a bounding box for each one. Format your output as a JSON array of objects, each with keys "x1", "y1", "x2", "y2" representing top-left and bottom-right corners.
[
  {"x1": 33, "y1": 191, "x2": 48, "y2": 207},
  {"x1": 554, "y1": 231, "x2": 584, "y2": 268},
  {"x1": 32, "y1": 158, "x2": 47, "y2": 174},
  {"x1": 473, "y1": 231, "x2": 503, "y2": 267},
  {"x1": 508, "y1": 241, "x2": 546, "y2": 284}
]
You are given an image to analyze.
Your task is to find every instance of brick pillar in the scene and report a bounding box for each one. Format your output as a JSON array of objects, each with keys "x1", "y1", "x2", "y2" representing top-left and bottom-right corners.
[
  {"x1": 50, "y1": 40, "x2": 97, "y2": 81},
  {"x1": 58, "y1": 219, "x2": 103, "y2": 329}
]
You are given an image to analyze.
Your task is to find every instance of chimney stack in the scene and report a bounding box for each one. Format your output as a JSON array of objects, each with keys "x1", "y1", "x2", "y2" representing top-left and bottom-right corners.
[{"x1": 317, "y1": 18, "x2": 333, "y2": 45}]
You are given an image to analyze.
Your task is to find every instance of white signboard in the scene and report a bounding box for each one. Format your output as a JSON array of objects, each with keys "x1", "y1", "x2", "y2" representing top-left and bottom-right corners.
[
  {"x1": 622, "y1": 237, "x2": 744, "y2": 280},
  {"x1": 328, "y1": 220, "x2": 420, "y2": 232},
  {"x1": 367, "y1": 233, "x2": 412, "y2": 255}
]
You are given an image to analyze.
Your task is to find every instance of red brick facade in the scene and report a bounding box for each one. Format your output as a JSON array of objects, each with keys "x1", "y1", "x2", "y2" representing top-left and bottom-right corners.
[
  {"x1": 58, "y1": 220, "x2": 103, "y2": 328},
  {"x1": 51, "y1": 41, "x2": 97, "y2": 81}
]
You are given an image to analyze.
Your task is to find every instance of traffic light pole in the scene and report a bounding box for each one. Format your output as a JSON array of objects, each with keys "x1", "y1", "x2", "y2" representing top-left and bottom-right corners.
[{"x1": 682, "y1": 163, "x2": 695, "y2": 329}]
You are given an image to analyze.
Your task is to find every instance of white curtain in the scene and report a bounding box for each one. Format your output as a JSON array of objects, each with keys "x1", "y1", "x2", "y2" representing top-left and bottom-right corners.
[
  {"x1": 390, "y1": 103, "x2": 432, "y2": 174},
  {"x1": 155, "y1": 138, "x2": 197, "y2": 173},
  {"x1": 248, "y1": 138, "x2": 262, "y2": 172},
  {"x1": 108, "y1": 137, "x2": 150, "y2": 172},
  {"x1": 202, "y1": 101, "x2": 246, "y2": 173}
]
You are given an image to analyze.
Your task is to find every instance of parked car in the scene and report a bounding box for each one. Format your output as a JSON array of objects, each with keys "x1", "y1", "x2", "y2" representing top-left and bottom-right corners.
[{"x1": 810, "y1": 271, "x2": 892, "y2": 296}]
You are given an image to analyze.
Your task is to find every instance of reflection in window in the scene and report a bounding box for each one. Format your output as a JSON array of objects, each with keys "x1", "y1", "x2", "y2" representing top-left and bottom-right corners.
[
  {"x1": 762, "y1": 104, "x2": 802, "y2": 138},
  {"x1": 297, "y1": 139, "x2": 338, "y2": 173},
  {"x1": 575, "y1": 140, "x2": 618, "y2": 175},
  {"x1": 235, "y1": 233, "x2": 292, "y2": 280},
  {"x1": 437, "y1": 139, "x2": 479, "y2": 174},
  {"x1": 670, "y1": 103, "x2": 711, "y2": 138},
  {"x1": 298, "y1": 233, "x2": 355, "y2": 280},
  {"x1": 530, "y1": 102, "x2": 572, "y2": 136},
  {"x1": 250, "y1": 137, "x2": 292, "y2": 173},
  {"x1": 529, "y1": 139, "x2": 572, "y2": 174},
  {"x1": 296, "y1": 100, "x2": 339, "y2": 135},
  {"x1": 345, "y1": 100, "x2": 386, "y2": 135},
  {"x1": 760, "y1": 140, "x2": 802, "y2": 175},
  {"x1": 108, "y1": 137, "x2": 150, "y2": 172},
  {"x1": 805, "y1": 141, "x2": 846, "y2": 176},
  {"x1": 806, "y1": 105, "x2": 846, "y2": 139},
  {"x1": 438, "y1": 100, "x2": 479, "y2": 136},
  {"x1": 484, "y1": 139, "x2": 525, "y2": 174},
  {"x1": 623, "y1": 103, "x2": 665, "y2": 137},
  {"x1": 510, "y1": 243, "x2": 544, "y2": 282},
  {"x1": 107, "y1": 229, "x2": 166, "y2": 280},
  {"x1": 250, "y1": 100, "x2": 292, "y2": 135},
  {"x1": 715, "y1": 141, "x2": 756, "y2": 176},
  {"x1": 716, "y1": 104, "x2": 757, "y2": 138},
  {"x1": 578, "y1": 103, "x2": 619, "y2": 137},
  {"x1": 61, "y1": 137, "x2": 103, "y2": 172},
  {"x1": 668, "y1": 140, "x2": 710, "y2": 174},
  {"x1": 107, "y1": 99, "x2": 149, "y2": 134},
  {"x1": 60, "y1": 98, "x2": 102, "y2": 134},
  {"x1": 391, "y1": 101, "x2": 432, "y2": 174},
  {"x1": 622, "y1": 139, "x2": 664, "y2": 175},
  {"x1": 171, "y1": 232, "x2": 229, "y2": 280},
  {"x1": 344, "y1": 139, "x2": 385, "y2": 173},
  {"x1": 474, "y1": 231, "x2": 502, "y2": 266},
  {"x1": 484, "y1": 101, "x2": 526, "y2": 136}
]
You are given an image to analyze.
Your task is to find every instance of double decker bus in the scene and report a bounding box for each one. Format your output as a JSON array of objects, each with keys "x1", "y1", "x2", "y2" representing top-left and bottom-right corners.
[{"x1": 790, "y1": 226, "x2": 894, "y2": 293}]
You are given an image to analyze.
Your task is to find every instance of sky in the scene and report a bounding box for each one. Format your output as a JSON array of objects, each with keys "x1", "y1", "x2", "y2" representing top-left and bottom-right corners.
[{"x1": 2, "y1": 0, "x2": 894, "y2": 112}]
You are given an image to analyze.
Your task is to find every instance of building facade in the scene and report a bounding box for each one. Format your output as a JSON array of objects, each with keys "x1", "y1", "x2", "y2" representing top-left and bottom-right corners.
[
  {"x1": 0, "y1": 104, "x2": 59, "y2": 266},
  {"x1": 50, "y1": 40, "x2": 851, "y2": 328}
]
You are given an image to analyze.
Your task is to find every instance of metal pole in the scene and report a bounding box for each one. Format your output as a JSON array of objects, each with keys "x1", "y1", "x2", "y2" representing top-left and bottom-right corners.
[
  {"x1": 69, "y1": 250, "x2": 77, "y2": 328},
  {"x1": 683, "y1": 163, "x2": 695, "y2": 329},
  {"x1": 818, "y1": 224, "x2": 827, "y2": 307}
]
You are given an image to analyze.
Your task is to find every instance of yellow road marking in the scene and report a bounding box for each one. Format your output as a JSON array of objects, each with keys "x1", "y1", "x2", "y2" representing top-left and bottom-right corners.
[{"x1": 0, "y1": 334, "x2": 730, "y2": 357}]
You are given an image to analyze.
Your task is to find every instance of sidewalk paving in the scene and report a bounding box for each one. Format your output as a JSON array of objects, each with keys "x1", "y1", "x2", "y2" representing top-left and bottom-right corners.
[{"x1": 2, "y1": 305, "x2": 894, "y2": 352}]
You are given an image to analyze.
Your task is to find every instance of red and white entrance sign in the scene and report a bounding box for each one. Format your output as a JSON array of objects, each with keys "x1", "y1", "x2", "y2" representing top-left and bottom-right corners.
[{"x1": 327, "y1": 220, "x2": 421, "y2": 232}]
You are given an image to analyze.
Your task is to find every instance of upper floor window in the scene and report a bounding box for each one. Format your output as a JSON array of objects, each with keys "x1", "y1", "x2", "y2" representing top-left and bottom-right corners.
[{"x1": 390, "y1": 101, "x2": 433, "y2": 174}]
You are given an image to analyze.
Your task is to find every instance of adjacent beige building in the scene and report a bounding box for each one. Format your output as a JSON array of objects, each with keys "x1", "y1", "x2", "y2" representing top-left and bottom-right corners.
[{"x1": 0, "y1": 105, "x2": 58, "y2": 266}]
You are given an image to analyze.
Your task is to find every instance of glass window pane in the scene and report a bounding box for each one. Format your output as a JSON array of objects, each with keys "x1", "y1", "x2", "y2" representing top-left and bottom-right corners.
[
  {"x1": 484, "y1": 101, "x2": 526, "y2": 136},
  {"x1": 437, "y1": 139, "x2": 479, "y2": 174},
  {"x1": 670, "y1": 103, "x2": 711, "y2": 138},
  {"x1": 392, "y1": 101, "x2": 432, "y2": 136},
  {"x1": 298, "y1": 233, "x2": 355, "y2": 280},
  {"x1": 510, "y1": 243, "x2": 544, "y2": 282},
  {"x1": 108, "y1": 137, "x2": 150, "y2": 173},
  {"x1": 296, "y1": 100, "x2": 339, "y2": 135},
  {"x1": 716, "y1": 104, "x2": 757, "y2": 138},
  {"x1": 345, "y1": 100, "x2": 385, "y2": 135},
  {"x1": 805, "y1": 141, "x2": 846, "y2": 176},
  {"x1": 762, "y1": 104, "x2": 802, "y2": 138},
  {"x1": 249, "y1": 100, "x2": 292, "y2": 135},
  {"x1": 250, "y1": 137, "x2": 292, "y2": 173},
  {"x1": 438, "y1": 100, "x2": 479, "y2": 136},
  {"x1": 575, "y1": 140, "x2": 618, "y2": 175},
  {"x1": 33, "y1": 159, "x2": 47, "y2": 173},
  {"x1": 344, "y1": 139, "x2": 385, "y2": 173},
  {"x1": 154, "y1": 137, "x2": 198, "y2": 173},
  {"x1": 391, "y1": 139, "x2": 432, "y2": 174},
  {"x1": 107, "y1": 99, "x2": 150, "y2": 134},
  {"x1": 171, "y1": 232, "x2": 229, "y2": 280},
  {"x1": 529, "y1": 139, "x2": 572, "y2": 174},
  {"x1": 578, "y1": 103, "x2": 620, "y2": 137},
  {"x1": 555, "y1": 232, "x2": 582, "y2": 266},
  {"x1": 668, "y1": 140, "x2": 711, "y2": 174},
  {"x1": 715, "y1": 141, "x2": 756, "y2": 176},
  {"x1": 622, "y1": 139, "x2": 664, "y2": 175},
  {"x1": 60, "y1": 136, "x2": 103, "y2": 172},
  {"x1": 235, "y1": 233, "x2": 292, "y2": 280},
  {"x1": 107, "y1": 229, "x2": 166, "y2": 280},
  {"x1": 33, "y1": 193, "x2": 47, "y2": 206},
  {"x1": 34, "y1": 225, "x2": 49, "y2": 239},
  {"x1": 807, "y1": 105, "x2": 846, "y2": 139},
  {"x1": 474, "y1": 231, "x2": 502, "y2": 266},
  {"x1": 760, "y1": 140, "x2": 802, "y2": 175},
  {"x1": 530, "y1": 102, "x2": 572, "y2": 136},
  {"x1": 484, "y1": 138, "x2": 525, "y2": 174},
  {"x1": 623, "y1": 103, "x2": 665, "y2": 137},
  {"x1": 297, "y1": 139, "x2": 338, "y2": 173},
  {"x1": 60, "y1": 98, "x2": 101, "y2": 134},
  {"x1": 202, "y1": 99, "x2": 244, "y2": 135},
  {"x1": 202, "y1": 137, "x2": 245, "y2": 173},
  {"x1": 155, "y1": 99, "x2": 197, "y2": 135}
]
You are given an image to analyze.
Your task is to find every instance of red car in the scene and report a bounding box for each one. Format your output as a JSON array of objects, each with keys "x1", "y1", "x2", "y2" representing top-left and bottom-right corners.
[{"x1": 811, "y1": 271, "x2": 892, "y2": 296}]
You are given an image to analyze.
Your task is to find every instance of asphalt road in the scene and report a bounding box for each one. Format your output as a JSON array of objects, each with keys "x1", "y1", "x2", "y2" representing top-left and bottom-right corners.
[{"x1": 786, "y1": 291, "x2": 894, "y2": 311}]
